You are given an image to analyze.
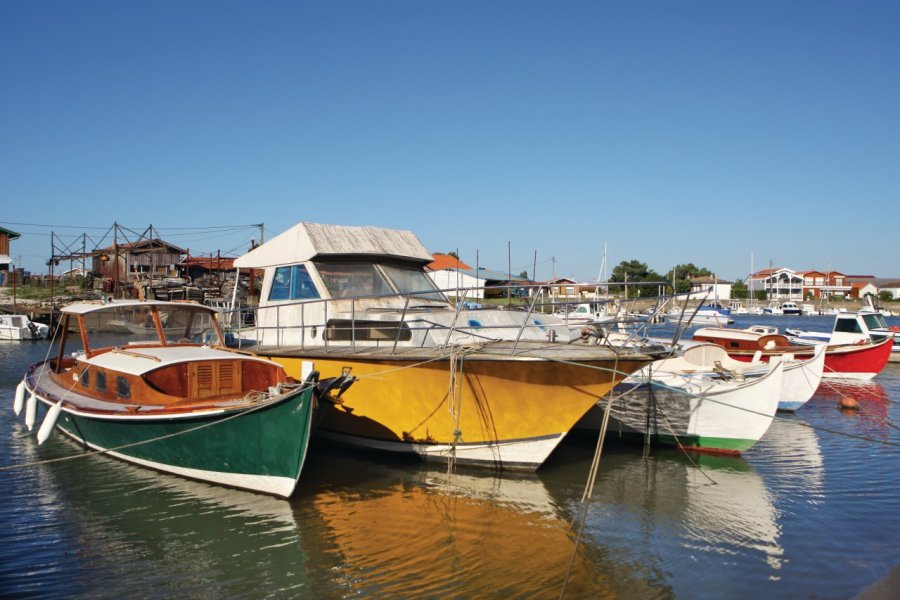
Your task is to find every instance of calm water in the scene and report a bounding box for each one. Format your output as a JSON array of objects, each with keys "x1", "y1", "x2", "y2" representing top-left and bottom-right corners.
[{"x1": 2, "y1": 315, "x2": 899, "y2": 598}]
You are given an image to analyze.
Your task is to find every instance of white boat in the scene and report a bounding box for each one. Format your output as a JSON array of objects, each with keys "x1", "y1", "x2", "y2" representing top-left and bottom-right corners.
[
  {"x1": 665, "y1": 302, "x2": 734, "y2": 326},
  {"x1": 728, "y1": 301, "x2": 750, "y2": 315},
  {"x1": 787, "y1": 310, "x2": 900, "y2": 363},
  {"x1": 596, "y1": 356, "x2": 784, "y2": 453},
  {"x1": 0, "y1": 314, "x2": 50, "y2": 340},
  {"x1": 764, "y1": 301, "x2": 802, "y2": 315},
  {"x1": 631, "y1": 341, "x2": 824, "y2": 412},
  {"x1": 555, "y1": 301, "x2": 620, "y2": 327}
]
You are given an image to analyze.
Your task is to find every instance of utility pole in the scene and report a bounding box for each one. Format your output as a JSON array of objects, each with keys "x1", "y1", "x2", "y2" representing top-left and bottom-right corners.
[
  {"x1": 49, "y1": 232, "x2": 55, "y2": 323},
  {"x1": 11, "y1": 258, "x2": 16, "y2": 312},
  {"x1": 113, "y1": 222, "x2": 120, "y2": 297},
  {"x1": 507, "y1": 241, "x2": 511, "y2": 304}
]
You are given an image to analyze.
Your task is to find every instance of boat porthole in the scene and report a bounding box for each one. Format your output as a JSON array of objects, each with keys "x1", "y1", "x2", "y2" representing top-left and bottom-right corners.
[
  {"x1": 533, "y1": 319, "x2": 547, "y2": 332},
  {"x1": 468, "y1": 319, "x2": 482, "y2": 330}
]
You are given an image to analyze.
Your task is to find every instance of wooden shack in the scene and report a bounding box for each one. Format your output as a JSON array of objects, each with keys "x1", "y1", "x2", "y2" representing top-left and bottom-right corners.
[
  {"x1": 0, "y1": 226, "x2": 21, "y2": 273},
  {"x1": 92, "y1": 238, "x2": 186, "y2": 280}
]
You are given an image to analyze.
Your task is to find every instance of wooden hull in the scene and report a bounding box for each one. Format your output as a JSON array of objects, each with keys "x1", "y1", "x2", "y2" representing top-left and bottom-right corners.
[
  {"x1": 263, "y1": 349, "x2": 649, "y2": 470},
  {"x1": 24, "y1": 363, "x2": 316, "y2": 497}
]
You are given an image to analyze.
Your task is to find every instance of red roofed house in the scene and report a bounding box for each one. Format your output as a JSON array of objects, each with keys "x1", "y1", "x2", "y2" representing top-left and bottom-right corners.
[
  {"x1": 797, "y1": 270, "x2": 851, "y2": 299},
  {"x1": 425, "y1": 253, "x2": 484, "y2": 298},
  {"x1": 849, "y1": 281, "x2": 878, "y2": 299}
]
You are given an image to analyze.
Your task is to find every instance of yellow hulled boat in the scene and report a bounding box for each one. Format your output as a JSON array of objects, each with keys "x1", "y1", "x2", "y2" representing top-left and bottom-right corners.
[{"x1": 233, "y1": 222, "x2": 660, "y2": 470}]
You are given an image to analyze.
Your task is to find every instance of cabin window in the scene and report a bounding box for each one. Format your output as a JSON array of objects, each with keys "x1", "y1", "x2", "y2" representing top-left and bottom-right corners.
[
  {"x1": 314, "y1": 262, "x2": 393, "y2": 298},
  {"x1": 269, "y1": 265, "x2": 321, "y2": 301},
  {"x1": 325, "y1": 319, "x2": 411, "y2": 341},
  {"x1": 380, "y1": 264, "x2": 445, "y2": 301},
  {"x1": 80, "y1": 369, "x2": 90, "y2": 387},
  {"x1": 834, "y1": 319, "x2": 863, "y2": 334},
  {"x1": 862, "y1": 314, "x2": 887, "y2": 330},
  {"x1": 116, "y1": 376, "x2": 131, "y2": 399},
  {"x1": 96, "y1": 371, "x2": 107, "y2": 392}
]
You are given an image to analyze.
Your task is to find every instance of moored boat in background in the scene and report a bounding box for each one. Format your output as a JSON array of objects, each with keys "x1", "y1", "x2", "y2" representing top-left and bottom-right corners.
[
  {"x1": 693, "y1": 324, "x2": 893, "y2": 380},
  {"x1": 787, "y1": 310, "x2": 900, "y2": 363},
  {"x1": 0, "y1": 314, "x2": 50, "y2": 341}
]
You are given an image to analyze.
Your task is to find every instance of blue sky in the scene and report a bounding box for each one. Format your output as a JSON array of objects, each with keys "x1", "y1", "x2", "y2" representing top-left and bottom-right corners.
[{"x1": 2, "y1": 1, "x2": 898, "y2": 282}]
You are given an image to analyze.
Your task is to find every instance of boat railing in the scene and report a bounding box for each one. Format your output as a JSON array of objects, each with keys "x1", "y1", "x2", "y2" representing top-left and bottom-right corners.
[{"x1": 222, "y1": 281, "x2": 679, "y2": 356}]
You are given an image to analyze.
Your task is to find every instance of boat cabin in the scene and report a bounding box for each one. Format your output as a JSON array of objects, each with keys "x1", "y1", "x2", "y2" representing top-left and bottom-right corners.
[
  {"x1": 233, "y1": 222, "x2": 572, "y2": 348},
  {"x1": 830, "y1": 311, "x2": 894, "y2": 345}
]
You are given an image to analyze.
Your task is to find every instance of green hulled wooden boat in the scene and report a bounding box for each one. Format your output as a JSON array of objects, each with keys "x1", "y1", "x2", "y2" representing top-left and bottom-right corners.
[{"x1": 16, "y1": 300, "x2": 353, "y2": 497}]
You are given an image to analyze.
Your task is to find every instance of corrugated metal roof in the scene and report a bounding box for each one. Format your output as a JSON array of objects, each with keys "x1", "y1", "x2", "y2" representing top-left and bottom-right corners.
[
  {"x1": 458, "y1": 266, "x2": 530, "y2": 283},
  {"x1": 182, "y1": 256, "x2": 236, "y2": 270}
]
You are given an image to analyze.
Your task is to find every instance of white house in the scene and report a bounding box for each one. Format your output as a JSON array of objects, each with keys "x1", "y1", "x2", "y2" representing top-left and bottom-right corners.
[
  {"x1": 425, "y1": 254, "x2": 485, "y2": 299},
  {"x1": 877, "y1": 280, "x2": 900, "y2": 300},
  {"x1": 686, "y1": 276, "x2": 732, "y2": 301}
]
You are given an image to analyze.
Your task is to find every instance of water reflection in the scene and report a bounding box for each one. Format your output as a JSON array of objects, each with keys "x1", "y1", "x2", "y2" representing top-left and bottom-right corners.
[
  {"x1": 8, "y1": 434, "x2": 306, "y2": 598},
  {"x1": 302, "y1": 451, "x2": 658, "y2": 598},
  {"x1": 543, "y1": 437, "x2": 789, "y2": 596}
]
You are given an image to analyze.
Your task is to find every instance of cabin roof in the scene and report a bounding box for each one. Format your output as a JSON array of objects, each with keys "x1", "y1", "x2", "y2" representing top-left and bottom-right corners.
[
  {"x1": 61, "y1": 300, "x2": 214, "y2": 315},
  {"x1": 85, "y1": 346, "x2": 257, "y2": 377},
  {"x1": 234, "y1": 222, "x2": 433, "y2": 269}
]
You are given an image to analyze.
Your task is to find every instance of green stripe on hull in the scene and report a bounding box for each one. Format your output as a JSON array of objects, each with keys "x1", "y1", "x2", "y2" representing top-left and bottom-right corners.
[
  {"x1": 55, "y1": 388, "x2": 314, "y2": 481},
  {"x1": 654, "y1": 433, "x2": 756, "y2": 453}
]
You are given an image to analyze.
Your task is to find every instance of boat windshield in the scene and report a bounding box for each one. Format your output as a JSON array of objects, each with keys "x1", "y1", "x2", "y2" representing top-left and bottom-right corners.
[
  {"x1": 314, "y1": 262, "x2": 394, "y2": 298},
  {"x1": 77, "y1": 304, "x2": 223, "y2": 346},
  {"x1": 379, "y1": 264, "x2": 445, "y2": 302},
  {"x1": 862, "y1": 313, "x2": 888, "y2": 330},
  {"x1": 313, "y1": 261, "x2": 446, "y2": 302}
]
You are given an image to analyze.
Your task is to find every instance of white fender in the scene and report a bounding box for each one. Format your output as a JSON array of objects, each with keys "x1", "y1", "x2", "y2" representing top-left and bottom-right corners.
[
  {"x1": 37, "y1": 401, "x2": 63, "y2": 445},
  {"x1": 25, "y1": 392, "x2": 37, "y2": 431},
  {"x1": 14, "y1": 381, "x2": 26, "y2": 415}
]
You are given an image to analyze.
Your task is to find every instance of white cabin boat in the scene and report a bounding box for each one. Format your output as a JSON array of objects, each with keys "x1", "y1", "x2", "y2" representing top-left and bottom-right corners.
[
  {"x1": 0, "y1": 314, "x2": 50, "y2": 341},
  {"x1": 764, "y1": 301, "x2": 802, "y2": 316}
]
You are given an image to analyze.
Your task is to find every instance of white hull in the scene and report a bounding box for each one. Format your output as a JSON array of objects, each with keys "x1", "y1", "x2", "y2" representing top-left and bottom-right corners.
[
  {"x1": 0, "y1": 315, "x2": 49, "y2": 341},
  {"x1": 318, "y1": 430, "x2": 567, "y2": 471},
  {"x1": 776, "y1": 344, "x2": 826, "y2": 411},
  {"x1": 587, "y1": 360, "x2": 783, "y2": 452}
]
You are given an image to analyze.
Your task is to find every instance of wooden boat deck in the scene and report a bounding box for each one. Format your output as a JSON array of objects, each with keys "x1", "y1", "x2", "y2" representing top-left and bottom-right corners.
[{"x1": 28, "y1": 362, "x2": 264, "y2": 416}]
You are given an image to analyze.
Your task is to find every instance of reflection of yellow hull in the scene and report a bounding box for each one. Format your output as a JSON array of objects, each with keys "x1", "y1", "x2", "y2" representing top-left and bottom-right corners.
[
  {"x1": 266, "y1": 351, "x2": 647, "y2": 469},
  {"x1": 313, "y1": 478, "x2": 608, "y2": 596}
]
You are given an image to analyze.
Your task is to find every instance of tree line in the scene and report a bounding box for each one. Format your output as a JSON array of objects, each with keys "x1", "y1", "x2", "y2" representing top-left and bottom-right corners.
[{"x1": 607, "y1": 260, "x2": 766, "y2": 300}]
